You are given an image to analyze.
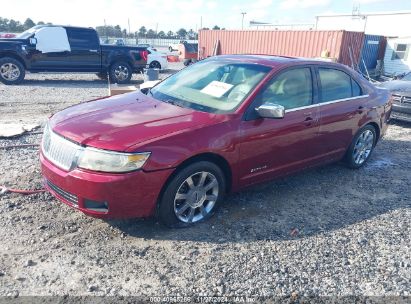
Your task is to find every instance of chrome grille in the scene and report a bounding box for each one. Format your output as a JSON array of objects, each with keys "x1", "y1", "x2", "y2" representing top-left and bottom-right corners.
[
  {"x1": 46, "y1": 179, "x2": 78, "y2": 205},
  {"x1": 392, "y1": 94, "x2": 411, "y2": 104},
  {"x1": 42, "y1": 126, "x2": 80, "y2": 171}
]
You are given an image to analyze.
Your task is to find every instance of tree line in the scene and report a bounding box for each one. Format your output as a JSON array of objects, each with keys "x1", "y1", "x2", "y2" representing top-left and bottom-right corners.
[
  {"x1": 0, "y1": 16, "x2": 224, "y2": 40},
  {"x1": 0, "y1": 17, "x2": 49, "y2": 32},
  {"x1": 95, "y1": 25, "x2": 225, "y2": 40}
]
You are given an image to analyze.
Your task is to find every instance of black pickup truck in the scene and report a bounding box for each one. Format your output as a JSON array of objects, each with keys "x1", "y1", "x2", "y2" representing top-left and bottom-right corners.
[{"x1": 0, "y1": 25, "x2": 148, "y2": 85}]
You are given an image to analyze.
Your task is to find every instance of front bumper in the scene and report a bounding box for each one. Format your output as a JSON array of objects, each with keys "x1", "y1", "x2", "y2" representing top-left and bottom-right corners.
[
  {"x1": 391, "y1": 103, "x2": 411, "y2": 122},
  {"x1": 40, "y1": 152, "x2": 173, "y2": 219}
]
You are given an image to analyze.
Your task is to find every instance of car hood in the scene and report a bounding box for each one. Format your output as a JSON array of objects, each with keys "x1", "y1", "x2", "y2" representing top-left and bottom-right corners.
[
  {"x1": 378, "y1": 80, "x2": 411, "y2": 95},
  {"x1": 0, "y1": 38, "x2": 25, "y2": 44},
  {"x1": 50, "y1": 91, "x2": 226, "y2": 152}
]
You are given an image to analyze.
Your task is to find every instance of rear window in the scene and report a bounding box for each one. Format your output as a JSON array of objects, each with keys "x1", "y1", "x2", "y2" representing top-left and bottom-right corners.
[
  {"x1": 67, "y1": 29, "x2": 99, "y2": 49},
  {"x1": 319, "y1": 68, "x2": 363, "y2": 102}
]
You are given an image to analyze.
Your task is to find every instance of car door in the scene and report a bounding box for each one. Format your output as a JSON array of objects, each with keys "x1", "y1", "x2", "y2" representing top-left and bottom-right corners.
[
  {"x1": 315, "y1": 67, "x2": 369, "y2": 160},
  {"x1": 26, "y1": 26, "x2": 72, "y2": 71},
  {"x1": 238, "y1": 66, "x2": 322, "y2": 187},
  {"x1": 65, "y1": 28, "x2": 101, "y2": 71}
]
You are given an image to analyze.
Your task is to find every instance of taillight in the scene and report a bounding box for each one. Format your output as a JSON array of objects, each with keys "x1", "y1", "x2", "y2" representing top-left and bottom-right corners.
[{"x1": 140, "y1": 50, "x2": 148, "y2": 61}]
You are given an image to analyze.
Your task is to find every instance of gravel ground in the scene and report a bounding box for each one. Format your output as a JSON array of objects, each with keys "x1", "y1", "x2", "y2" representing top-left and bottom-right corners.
[{"x1": 0, "y1": 69, "x2": 410, "y2": 300}]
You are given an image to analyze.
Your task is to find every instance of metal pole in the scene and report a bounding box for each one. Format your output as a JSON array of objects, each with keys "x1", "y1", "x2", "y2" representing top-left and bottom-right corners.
[{"x1": 241, "y1": 12, "x2": 247, "y2": 30}]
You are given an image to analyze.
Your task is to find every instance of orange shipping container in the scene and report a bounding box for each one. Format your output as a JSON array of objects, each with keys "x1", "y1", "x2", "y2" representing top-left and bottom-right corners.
[{"x1": 198, "y1": 30, "x2": 365, "y2": 67}]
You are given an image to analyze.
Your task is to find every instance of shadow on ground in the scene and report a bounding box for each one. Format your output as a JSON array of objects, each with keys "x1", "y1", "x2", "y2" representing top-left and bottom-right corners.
[{"x1": 107, "y1": 137, "x2": 410, "y2": 244}]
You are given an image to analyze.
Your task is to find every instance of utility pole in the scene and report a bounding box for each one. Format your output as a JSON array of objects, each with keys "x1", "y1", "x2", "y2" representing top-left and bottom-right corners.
[
  {"x1": 128, "y1": 18, "x2": 131, "y2": 36},
  {"x1": 241, "y1": 12, "x2": 247, "y2": 30},
  {"x1": 200, "y1": 16, "x2": 203, "y2": 30},
  {"x1": 104, "y1": 19, "x2": 107, "y2": 40}
]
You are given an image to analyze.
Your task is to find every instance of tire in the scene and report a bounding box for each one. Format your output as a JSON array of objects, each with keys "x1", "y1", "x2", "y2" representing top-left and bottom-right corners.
[
  {"x1": 96, "y1": 72, "x2": 108, "y2": 80},
  {"x1": 109, "y1": 62, "x2": 132, "y2": 84},
  {"x1": 158, "y1": 161, "x2": 226, "y2": 228},
  {"x1": 149, "y1": 61, "x2": 161, "y2": 69},
  {"x1": 344, "y1": 125, "x2": 377, "y2": 169},
  {"x1": 0, "y1": 57, "x2": 25, "y2": 85},
  {"x1": 183, "y1": 59, "x2": 192, "y2": 66}
]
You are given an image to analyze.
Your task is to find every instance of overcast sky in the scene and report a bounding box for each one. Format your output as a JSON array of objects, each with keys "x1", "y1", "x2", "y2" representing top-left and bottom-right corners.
[{"x1": 2, "y1": 0, "x2": 411, "y2": 32}]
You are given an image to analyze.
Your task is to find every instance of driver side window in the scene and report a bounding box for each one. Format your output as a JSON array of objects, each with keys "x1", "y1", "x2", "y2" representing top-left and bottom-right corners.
[{"x1": 256, "y1": 68, "x2": 313, "y2": 110}]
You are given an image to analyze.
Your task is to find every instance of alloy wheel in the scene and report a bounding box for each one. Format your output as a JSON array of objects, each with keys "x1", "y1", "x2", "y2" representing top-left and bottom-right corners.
[
  {"x1": 113, "y1": 65, "x2": 129, "y2": 81},
  {"x1": 0, "y1": 63, "x2": 20, "y2": 81},
  {"x1": 173, "y1": 171, "x2": 219, "y2": 223},
  {"x1": 353, "y1": 129, "x2": 374, "y2": 165}
]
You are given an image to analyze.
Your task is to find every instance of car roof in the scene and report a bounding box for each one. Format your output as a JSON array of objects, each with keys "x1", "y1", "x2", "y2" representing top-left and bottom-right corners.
[
  {"x1": 32, "y1": 25, "x2": 95, "y2": 31},
  {"x1": 214, "y1": 54, "x2": 345, "y2": 69}
]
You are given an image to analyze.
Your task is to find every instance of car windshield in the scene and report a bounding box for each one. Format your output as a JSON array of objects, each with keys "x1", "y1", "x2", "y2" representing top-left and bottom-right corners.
[
  {"x1": 150, "y1": 59, "x2": 271, "y2": 113},
  {"x1": 16, "y1": 26, "x2": 40, "y2": 39}
]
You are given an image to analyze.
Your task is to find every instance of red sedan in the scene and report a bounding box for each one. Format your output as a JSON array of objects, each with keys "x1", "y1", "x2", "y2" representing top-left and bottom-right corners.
[{"x1": 41, "y1": 55, "x2": 392, "y2": 227}]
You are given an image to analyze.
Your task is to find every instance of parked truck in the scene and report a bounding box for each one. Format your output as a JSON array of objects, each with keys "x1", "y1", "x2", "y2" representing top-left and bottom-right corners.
[{"x1": 0, "y1": 25, "x2": 148, "y2": 85}]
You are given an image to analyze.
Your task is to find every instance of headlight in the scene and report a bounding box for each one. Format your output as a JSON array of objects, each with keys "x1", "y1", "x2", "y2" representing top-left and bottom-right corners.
[{"x1": 77, "y1": 148, "x2": 150, "y2": 173}]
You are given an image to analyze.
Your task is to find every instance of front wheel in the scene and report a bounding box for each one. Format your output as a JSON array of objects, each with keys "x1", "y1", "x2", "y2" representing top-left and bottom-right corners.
[
  {"x1": 344, "y1": 125, "x2": 377, "y2": 168},
  {"x1": 109, "y1": 62, "x2": 132, "y2": 84},
  {"x1": 0, "y1": 57, "x2": 25, "y2": 85},
  {"x1": 158, "y1": 161, "x2": 226, "y2": 228}
]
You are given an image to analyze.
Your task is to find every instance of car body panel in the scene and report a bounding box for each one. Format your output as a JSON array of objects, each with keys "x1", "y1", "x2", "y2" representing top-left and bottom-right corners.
[
  {"x1": 378, "y1": 74, "x2": 411, "y2": 122},
  {"x1": 147, "y1": 47, "x2": 168, "y2": 70},
  {"x1": 0, "y1": 25, "x2": 147, "y2": 73},
  {"x1": 40, "y1": 55, "x2": 392, "y2": 219}
]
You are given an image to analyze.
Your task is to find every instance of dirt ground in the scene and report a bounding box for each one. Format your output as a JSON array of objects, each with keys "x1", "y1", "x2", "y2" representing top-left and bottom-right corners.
[{"x1": 0, "y1": 68, "x2": 410, "y2": 299}]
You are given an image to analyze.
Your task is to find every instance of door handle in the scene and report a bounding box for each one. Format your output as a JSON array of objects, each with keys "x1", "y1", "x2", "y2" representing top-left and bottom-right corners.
[
  {"x1": 89, "y1": 49, "x2": 98, "y2": 53},
  {"x1": 304, "y1": 116, "x2": 314, "y2": 126}
]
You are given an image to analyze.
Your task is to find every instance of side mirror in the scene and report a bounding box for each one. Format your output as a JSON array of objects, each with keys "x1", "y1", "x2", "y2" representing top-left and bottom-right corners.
[
  {"x1": 256, "y1": 102, "x2": 285, "y2": 119},
  {"x1": 29, "y1": 37, "x2": 37, "y2": 45}
]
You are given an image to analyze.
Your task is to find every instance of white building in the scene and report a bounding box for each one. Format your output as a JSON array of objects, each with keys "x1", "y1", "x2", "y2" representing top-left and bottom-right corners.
[
  {"x1": 315, "y1": 11, "x2": 411, "y2": 37},
  {"x1": 383, "y1": 37, "x2": 411, "y2": 76}
]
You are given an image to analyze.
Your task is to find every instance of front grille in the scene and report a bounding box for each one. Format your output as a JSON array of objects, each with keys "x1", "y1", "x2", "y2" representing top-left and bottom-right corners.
[
  {"x1": 392, "y1": 94, "x2": 411, "y2": 104},
  {"x1": 46, "y1": 179, "x2": 78, "y2": 205},
  {"x1": 42, "y1": 126, "x2": 80, "y2": 171}
]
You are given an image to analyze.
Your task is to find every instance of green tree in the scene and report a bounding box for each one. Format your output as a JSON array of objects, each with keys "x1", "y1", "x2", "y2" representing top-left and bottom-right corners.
[
  {"x1": 212, "y1": 25, "x2": 220, "y2": 30},
  {"x1": 176, "y1": 28, "x2": 187, "y2": 38},
  {"x1": 188, "y1": 29, "x2": 195, "y2": 39},
  {"x1": 157, "y1": 31, "x2": 165, "y2": 38},
  {"x1": 146, "y1": 29, "x2": 156, "y2": 38},
  {"x1": 23, "y1": 18, "x2": 35, "y2": 30},
  {"x1": 114, "y1": 25, "x2": 122, "y2": 37},
  {"x1": 138, "y1": 26, "x2": 147, "y2": 37},
  {"x1": 167, "y1": 31, "x2": 174, "y2": 38},
  {"x1": 37, "y1": 21, "x2": 45, "y2": 25}
]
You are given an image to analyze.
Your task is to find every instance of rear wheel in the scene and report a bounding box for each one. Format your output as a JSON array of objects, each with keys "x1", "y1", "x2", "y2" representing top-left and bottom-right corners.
[
  {"x1": 158, "y1": 161, "x2": 226, "y2": 228},
  {"x1": 0, "y1": 57, "x2": 25, "y2": 85},
  {"x1": 344, "y1": 125, "x2": 377, "y2": 168},
  {"x1": 149, "y1": 61, "x2": 161, "y2": 69},
  {"x1": 109, "y1": 62, "x2": 132, "y2": 84}
]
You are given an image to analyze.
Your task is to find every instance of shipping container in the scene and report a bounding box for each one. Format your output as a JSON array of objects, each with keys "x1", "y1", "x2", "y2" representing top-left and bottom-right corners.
[
  {"x1": 198, "y1": 30, "x2": 365, "y2": 67},
  {"x1": 358, "y1": 34, "x2": 385, "y2": 74}
]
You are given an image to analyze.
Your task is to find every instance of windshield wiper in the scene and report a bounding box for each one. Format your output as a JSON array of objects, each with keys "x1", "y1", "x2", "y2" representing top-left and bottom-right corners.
[{"x1": 162, "y1": 99, "x2": 184, "y2": 108}]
